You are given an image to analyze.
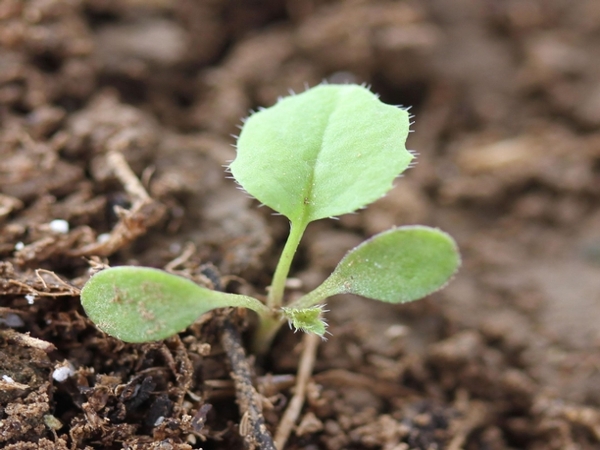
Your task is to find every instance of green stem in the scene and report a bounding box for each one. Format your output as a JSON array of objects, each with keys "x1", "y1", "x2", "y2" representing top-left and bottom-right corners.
[
  {"x1": 252, "y1": 312, "x2": 285, "y2": 356},
  {"x1": 220, "y1": 292, "x2": 272, "y2": 316},
  {"x1": 286, "y1": 276, "x2": 341, "y2": 310},
  {"x1": 267, "y1": 220, "x2": 307, "y2": 309}
]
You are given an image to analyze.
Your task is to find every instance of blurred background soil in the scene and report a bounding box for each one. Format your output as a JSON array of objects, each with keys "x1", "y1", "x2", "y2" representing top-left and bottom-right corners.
[{"x1": 1, "y1": 0, "x2": 600, "y2": 448}]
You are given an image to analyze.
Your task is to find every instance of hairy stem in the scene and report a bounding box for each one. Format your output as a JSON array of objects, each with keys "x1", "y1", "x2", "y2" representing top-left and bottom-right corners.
[{"x1": 266, "y1": 220, "x2": 307, "y2": 310}]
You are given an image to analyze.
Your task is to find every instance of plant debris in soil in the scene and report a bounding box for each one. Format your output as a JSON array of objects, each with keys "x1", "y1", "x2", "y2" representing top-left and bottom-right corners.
[{"x1": 2, "y1": 0, "x2": 600, "y2": 449}]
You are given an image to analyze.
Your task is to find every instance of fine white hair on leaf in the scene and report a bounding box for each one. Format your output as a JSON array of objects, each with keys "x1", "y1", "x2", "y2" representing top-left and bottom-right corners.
[
  {"x1": 303, "y1": 82, "x2": 310, "y2": 91},
  {"x1": 233, "y1": 186, "x2": 253, "y2": 200},
  {"x1": 287, "y1": 88, "x2": 296, "y2": 96},
  {"x1": 235, "y1": 124, "x2": 243, "y2": 130},
  {"x1": 230, "y1": 133, "x2": 239, "y2": 139}
]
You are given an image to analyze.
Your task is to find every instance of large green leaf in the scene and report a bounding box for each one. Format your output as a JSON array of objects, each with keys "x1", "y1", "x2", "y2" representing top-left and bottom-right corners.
[
  {"x1": 230, "y1": 84, "x2": 412, "y2": 225},
  {"x1": 80, "y1": 266, "x2": 269, "y2": 342}
]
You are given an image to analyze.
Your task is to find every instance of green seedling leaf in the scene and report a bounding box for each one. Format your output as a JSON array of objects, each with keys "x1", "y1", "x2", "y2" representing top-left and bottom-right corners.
[
  {"x1": 294, "y1": 226, "x2": 460, "y2": 307},
  {"x1": 281, "y1": 305, "x2": 328, "y2": 336},
  {"x1": 79, "y1": 82, "x2": 460, "y2": 355},
  {"x1": 81, "y1": 266, "x2": 269, "y2": 343},
  {"x1": 230, "y1": 84, "x2": 413, "y2": 225}
]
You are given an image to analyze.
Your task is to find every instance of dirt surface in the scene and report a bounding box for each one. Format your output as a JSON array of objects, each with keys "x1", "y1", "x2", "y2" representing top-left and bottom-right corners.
[{"x1": 2, "y1": 0, "x2": 600, "y2": 449}]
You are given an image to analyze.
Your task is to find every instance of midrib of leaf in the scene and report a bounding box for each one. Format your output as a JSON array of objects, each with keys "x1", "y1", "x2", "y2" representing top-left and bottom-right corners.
[
  {"x1": 268, "y1": 92, "x2": 343, "y2": 309},
  {"x1": 296, "y1": 89, "x2": 343, "y2": 226}
]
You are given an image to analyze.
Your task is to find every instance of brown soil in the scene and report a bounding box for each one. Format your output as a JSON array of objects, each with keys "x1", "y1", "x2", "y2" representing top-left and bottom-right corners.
[{"x1": 2, "y1": 0, "x2": 600, "y2": 449}]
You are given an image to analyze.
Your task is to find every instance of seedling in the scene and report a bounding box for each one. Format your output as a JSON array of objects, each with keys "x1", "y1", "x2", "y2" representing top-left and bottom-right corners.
[{"x1": 81, "y1": 84, "x2": 460, "y2": 354}]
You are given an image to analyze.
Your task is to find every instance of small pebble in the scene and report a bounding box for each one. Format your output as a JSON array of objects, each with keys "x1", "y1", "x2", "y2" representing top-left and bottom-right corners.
[
  {"x1": 52, "y1": 364, "x2": 75, "y2": 382},
  {"x1": 49, "y1": 219, "x2": 69, "y2": 234},
  {"x1": 97, "y1": 233, "x2": 111, "y2": 243},
  {"x1": 44, "y1": 414, "x2": 63, "y2": 431}
]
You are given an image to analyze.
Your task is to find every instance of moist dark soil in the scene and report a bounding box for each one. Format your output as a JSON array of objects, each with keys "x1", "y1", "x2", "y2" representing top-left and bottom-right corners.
[{"x1": 2, "y1": 1, "x2": 600, "y2": 449}]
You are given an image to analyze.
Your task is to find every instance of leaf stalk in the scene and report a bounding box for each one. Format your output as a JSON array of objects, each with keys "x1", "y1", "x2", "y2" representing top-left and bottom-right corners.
[{"x1": 266, "y1": 220, "x2": 307, "y2": 309}]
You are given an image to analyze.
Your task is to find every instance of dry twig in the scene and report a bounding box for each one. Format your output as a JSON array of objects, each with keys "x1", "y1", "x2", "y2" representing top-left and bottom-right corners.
[
  {"x1": 71, "y1": 151, "x2": 166, "y2": 257},
  {"x1": 163, "y1": 336, "x2": 194, "y2": 415},
  {"x1": 1, "y1": 328, "x2": 56, "y2": 352},
  {"x1": 220, "y1": 317, "x2": 276, "y2": 450},
  {"x1": 274, "y1": 332, "x2": 320, "y2": 450}
]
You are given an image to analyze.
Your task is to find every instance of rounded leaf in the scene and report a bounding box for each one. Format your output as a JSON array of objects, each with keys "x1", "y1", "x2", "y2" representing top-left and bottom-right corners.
[
  {"x1": 230, "y1": 84, "x2": 412, "y2": 225},
  {"x1": 321, "y1": 226, "x2": 460, "y2": 303},
  {"x1": 81, "y1": 266, "x2": 267, "y2": 342}
]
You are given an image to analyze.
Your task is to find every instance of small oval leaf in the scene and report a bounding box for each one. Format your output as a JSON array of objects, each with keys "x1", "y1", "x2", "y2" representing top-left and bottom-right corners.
[
  {"x1": 81, "y1": 266, "x2": 267, "y2": 342},
  {"x1": 313, "y1": 226, "x2": 460, "y2": 304},
  {"x1": 230, "y1": 84, "x2": 412, "y2": 225}
]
